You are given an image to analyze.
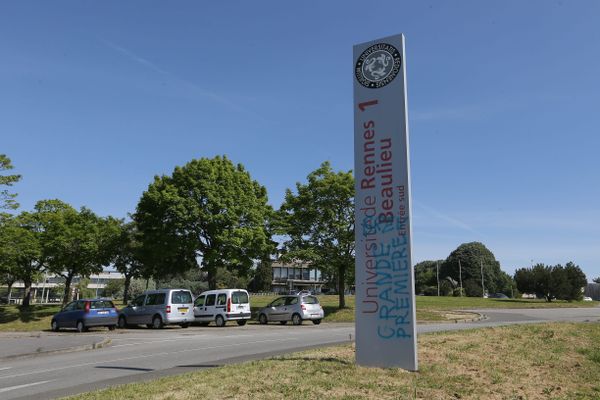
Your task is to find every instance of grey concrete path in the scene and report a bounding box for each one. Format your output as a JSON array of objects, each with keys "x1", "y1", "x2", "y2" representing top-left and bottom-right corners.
[{"x1": 0, "y1": 331, "x2": 110, "y2": 360}]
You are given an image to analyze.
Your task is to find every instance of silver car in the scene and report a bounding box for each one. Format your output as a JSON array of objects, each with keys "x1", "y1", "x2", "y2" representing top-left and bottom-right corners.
[
  {"x1": 118, "y1": 288, "x2": 194, "y2": 329},
  {"x1": 258, "y1": 295, "x2": 324, "y2": 325}
]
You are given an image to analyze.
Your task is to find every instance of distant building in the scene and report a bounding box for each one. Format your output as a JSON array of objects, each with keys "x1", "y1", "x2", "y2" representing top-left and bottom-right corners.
[
  {"x1": 270, "y1": 260, "x2": 325, "y2": 293},
  {"x1": 585, "y1": 283, "x2": 600, "y2": 301},
  {"x1": 1, "y1": 270, "x2": 125, "y2": 304}
]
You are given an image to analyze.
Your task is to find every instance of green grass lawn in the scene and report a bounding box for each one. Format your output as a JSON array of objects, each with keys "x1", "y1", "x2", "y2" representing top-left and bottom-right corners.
[
  {"x1": 0, "y1": 296, "x2": 596, "y2": 332},
  {"x1": 65, "y1": 322, "x2": 600, "y2": 400}
]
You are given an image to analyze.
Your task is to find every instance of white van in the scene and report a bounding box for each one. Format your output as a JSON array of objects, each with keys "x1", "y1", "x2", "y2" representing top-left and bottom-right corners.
[{"x1": 193, "y1": 289, "x2": 251, "y2": 327}]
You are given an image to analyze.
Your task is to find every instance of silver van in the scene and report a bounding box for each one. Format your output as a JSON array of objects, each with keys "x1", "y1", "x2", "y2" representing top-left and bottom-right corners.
[
  {"x1": 118, "y1": 288, "x2": 194, "y2": 329},
  {"x1": 193, "y1": 289, "x2": 251, "y2": 327}
]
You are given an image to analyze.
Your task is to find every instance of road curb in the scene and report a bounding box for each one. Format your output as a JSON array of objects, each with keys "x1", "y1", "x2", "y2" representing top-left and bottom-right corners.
[
  {"x1": 0, "y1": 337, "x2": 112, "y2": 361},
  {"x1": 451, "y1": 311, "x2": 487, "y2": 323}
]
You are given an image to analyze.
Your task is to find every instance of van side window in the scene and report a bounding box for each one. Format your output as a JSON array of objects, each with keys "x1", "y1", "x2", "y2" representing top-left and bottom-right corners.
[
  {"x1": 156, "y1": 293, "x2": 166, "y2": 305},
  {"x1": 195, "y1": 296, "x2": 205, "y2": 307},
  {"x1": 133, "y1": 295, "x2": 145, "y2": 307},
  {"x1": 145, "y1": 294, "x2": 155, "y2": 306},
  {"x1": 217, "y1": 293, "x2": 227, "y2": 306},
  {"x1": 205, "y1": 294, "x2": 216, "y2": 306}
]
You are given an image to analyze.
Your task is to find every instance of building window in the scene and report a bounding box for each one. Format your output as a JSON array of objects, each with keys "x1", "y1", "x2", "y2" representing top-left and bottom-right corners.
[
  {"x1": 273, "y1": 267, "x2": 281, "y2": 280},
  {"x1": 303, "y1": 269, "x2": 310, "y2": 280}
]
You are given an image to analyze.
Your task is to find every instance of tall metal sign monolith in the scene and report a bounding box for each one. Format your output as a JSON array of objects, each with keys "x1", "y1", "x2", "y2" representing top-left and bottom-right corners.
[{"x1": 353, "y1": 33, "x2": 418, "y2": 370}]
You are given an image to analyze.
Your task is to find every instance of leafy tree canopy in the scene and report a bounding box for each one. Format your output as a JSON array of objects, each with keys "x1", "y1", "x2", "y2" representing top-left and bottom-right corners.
[
  {"x1": 278, "y1": 161, "x2": 354, "y2": 308},
  {"x1": 0, "y1": 154, "x2": 21, "y2": 210},
  {"x1": 135, "y1": 156, "x2": 275, "y2": 289},
  {"x1": 36, "y1": 199, "x2": 121, "y2": 305},
  {"x1": 441, "y1": 242, "x2": 512, "y2": 296},
  {"x1": 515, "y1": 262, "x2": 587, "y2": 302}
]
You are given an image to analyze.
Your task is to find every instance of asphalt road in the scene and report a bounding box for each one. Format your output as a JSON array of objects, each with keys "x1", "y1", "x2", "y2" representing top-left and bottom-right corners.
[{"x1": 1, "y1": 307, "x2": 599, "y2": 400}]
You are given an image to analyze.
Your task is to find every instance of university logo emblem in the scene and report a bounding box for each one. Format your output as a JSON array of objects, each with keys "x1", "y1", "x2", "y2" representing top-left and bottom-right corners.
[{"x1": 355, "y1": 43, "x2": 402, "y2": 89}]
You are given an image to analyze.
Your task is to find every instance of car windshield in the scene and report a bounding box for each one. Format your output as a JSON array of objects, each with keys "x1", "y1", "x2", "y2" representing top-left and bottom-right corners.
[
  {"x1": 232, "y1": 291, "x2": 249, "y2": 304},
  {"x1": 171, "y1": 291, "x2": 192, "y2": 304},
  {"x1": 302, "y1": 295, "x2": 319, "y2": 304}
]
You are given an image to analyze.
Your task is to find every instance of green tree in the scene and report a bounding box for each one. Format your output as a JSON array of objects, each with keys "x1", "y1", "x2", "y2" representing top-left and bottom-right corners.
[
  {"x1": 0, "y1": 215, "x2": 19, "y2": 301},
  {"x1": 103, "y1": 278, "x2": 125, "y2": 300},
  {"x1": 157, "y1": 268, "x2": 208, "y2": 294},
  {"x1": 414, "y1": 260, "x2": 443, "y2": 295},
  {"x1": 561, "y1": 262, "x2": 587, "y2": 301},
  {"x1": 250, "y1": 259, "x2": 273, "y2": 292},
  {"x1": 76, "y1": 277, "x2": 95, "y2": 299},
  {"x1": 0, "y1": 213, "x2": 44, "y2": 306},
  {"x1": 135, "y1": 156, "x2": 274, "y2": 290},
  {"x1": 278, "y1": 162, "x2": 354, "y2": 309},
  {"x1": 440, "y1": 242, "x2": 512, "y2": 296},
  {"x1": 112, "y1": 221, "x2": 147, "y2": 303},
  {"x1": 514, "y1": 262, "x2": 587, "y2": 302},
  {"x1": 37, "y1": 200, "x2": 120, "y2": 305},
  {"x1": 0, "y1": 154, "x2": 21, "y2": 210}
]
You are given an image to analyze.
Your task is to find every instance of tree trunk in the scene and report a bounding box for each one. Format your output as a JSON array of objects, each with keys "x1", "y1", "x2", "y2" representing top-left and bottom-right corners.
[
  {"x1": 62, "y1": 275, "x2": 74, "y2": 306},
  {"x1": 208, "y1": 269, "x2": 216, "y2": 290},
  {"x1": 22, "y1": 278, "x2": 33, "y2": 307},
  {"x1": 7, "y1": 282, "x2": 13, "y2": 303},
  {"x1": 337, "y1": 264, "x2": 346, "y2": 309},
  {"x1": 123, "y1": 274, "x2": 132, "y2": 304}
]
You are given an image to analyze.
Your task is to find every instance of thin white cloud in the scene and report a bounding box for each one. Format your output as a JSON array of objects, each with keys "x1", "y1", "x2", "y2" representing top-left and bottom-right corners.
[
  {"x1": 414, "y1": 201, "x2": 484, "y2": 237},
  {"x1": 98, "y1": 38, "x2": 271, "y2": 122}
]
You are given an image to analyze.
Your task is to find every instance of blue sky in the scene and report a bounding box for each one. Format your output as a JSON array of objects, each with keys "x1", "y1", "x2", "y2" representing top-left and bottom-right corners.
[{"x1": 1, "y1": 1, "x2": 599, "y2": 281}]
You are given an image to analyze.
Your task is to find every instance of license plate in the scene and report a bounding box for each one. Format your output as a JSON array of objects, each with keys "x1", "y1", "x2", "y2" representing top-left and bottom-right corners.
[
  {"x1": 178, "y1": 308, "x2": 188, "y2": 313},
  {"x1": 98, "y1": 311, "x2": 108, "y2": 315}
]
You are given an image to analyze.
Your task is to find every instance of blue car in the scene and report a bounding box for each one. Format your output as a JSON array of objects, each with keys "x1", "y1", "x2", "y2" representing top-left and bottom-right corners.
[{"x1": 51, "y1": 299, "x2": 118, "y2": 332}]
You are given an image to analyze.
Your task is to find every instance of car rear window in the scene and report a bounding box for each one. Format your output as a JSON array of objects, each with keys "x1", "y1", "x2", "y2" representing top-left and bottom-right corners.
[
  {"x1": 232, "y1": 291, "x2": 249, "y2": 304},
  {"x1": 172, "y1": 291, "x2": 192, "y2": 304},
  {"x1": 302, "y1": 296, "x2": 319, "y2": 304},
  {"x1": 91, "y1": 300, "x2": 115, "y2": 309}
]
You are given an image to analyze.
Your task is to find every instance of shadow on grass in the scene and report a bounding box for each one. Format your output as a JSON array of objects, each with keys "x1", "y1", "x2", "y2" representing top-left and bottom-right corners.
[
  {"x1": 18, "y1": 305, "x2": 59, "y2": 323},
  {"x1": 272, "y1": 356, "x2": 352, "y2": 366},
  {"x1": 0, "y1": 304, "x2": 60, "y2": 324}
]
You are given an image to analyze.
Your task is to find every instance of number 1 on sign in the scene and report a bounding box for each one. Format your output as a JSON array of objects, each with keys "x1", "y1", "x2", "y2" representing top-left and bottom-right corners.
[{"x1": 358, "y1": 100, "x2": 378, "y2": 111}]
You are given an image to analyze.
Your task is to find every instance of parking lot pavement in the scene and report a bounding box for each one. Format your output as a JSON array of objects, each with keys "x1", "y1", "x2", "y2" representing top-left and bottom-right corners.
[{"x1": 0, "y1": 331, "x2": 110, "y2": 360}]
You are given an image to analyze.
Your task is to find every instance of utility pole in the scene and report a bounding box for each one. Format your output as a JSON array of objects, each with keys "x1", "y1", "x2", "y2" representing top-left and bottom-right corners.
[
  {"x1": 458, "y1": 259, "x2": 463, "y2": 297},
  {"x1": 436, "y1": 261, "x2": 440, "y2": 297},
  {"x1": 480, "y1": 260, "x2": 485, "y2": 298}
]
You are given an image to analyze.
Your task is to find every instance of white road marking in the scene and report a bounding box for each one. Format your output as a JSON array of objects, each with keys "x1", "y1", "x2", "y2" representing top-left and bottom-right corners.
[
  {"x1": 0, "y1": 367, "x2": 11, "y2": 371},
  {"x1": 0, "y1": 337, "x2": 303, "y2": 380},
  {"x1": 0, "y1": 379, "x2": 54, "y2": 393}
]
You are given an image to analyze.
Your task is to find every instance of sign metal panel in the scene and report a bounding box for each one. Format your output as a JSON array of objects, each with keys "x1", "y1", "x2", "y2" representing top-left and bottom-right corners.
[{"x1": 353, "y1": 33, "x2": 418, "y2": 370}]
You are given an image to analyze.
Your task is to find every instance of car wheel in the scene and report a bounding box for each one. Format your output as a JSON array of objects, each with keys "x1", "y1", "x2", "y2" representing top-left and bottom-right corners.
[
  {"x1": 51, "y1": 320, "x2": 59, "y2": 332},
  {"x1": 312, "y1": 319, "x2": 322, "y2": 325},
  {"x1": 292, "y1": 313, "x2": 302, "y2": 326},
  {"x1": 152, "y1": 315, "x2": 163, "y2": 329},
  {"x1": 118, "y1": 316, "x2": 128, "y2": 329},
  {"x1": 236, "y1": 320, "x2": 247, "y2": 326},
  {"x1": 279, "y1": 321, "x2": 288, "y2": 325},
  {"x1": 108, "y1": 325, "x2": 116, "y2": 331},
  {"x1": 180, "y1": 323, "x2": 190, "y2": 328},
  {"x1": 76, "y1": 321, "x2": 87, "y2": 333},
  {"x1": 259, "y1": 313, "x2": 268, "y2": 325},
  {"x1": 215, "y1": 315, "x2": 226, "y2": 327}
]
